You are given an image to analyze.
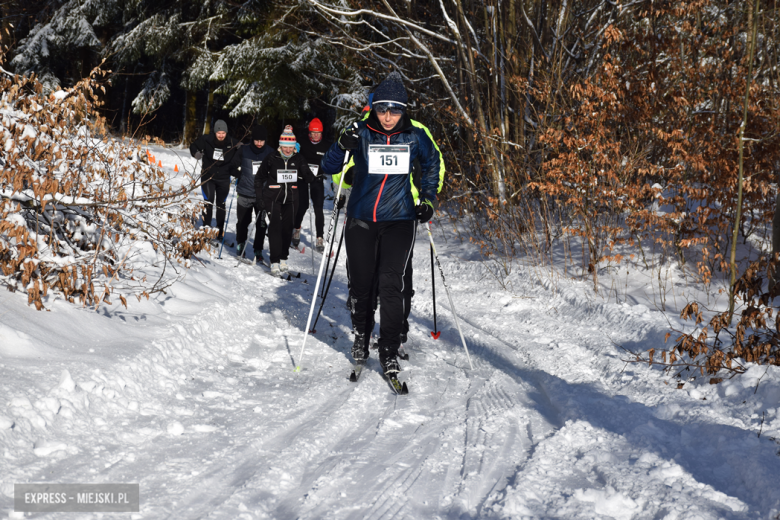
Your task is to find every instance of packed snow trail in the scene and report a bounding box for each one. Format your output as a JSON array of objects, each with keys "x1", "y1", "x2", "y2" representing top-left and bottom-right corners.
[{"x1": 1, "y1": 149, "x2": 779, "y2": 519}]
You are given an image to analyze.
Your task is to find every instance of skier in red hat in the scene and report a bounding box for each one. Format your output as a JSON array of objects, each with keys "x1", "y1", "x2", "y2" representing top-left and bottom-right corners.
[{"x1": 292, "y1": 118, "x2": 331, "y2": 253}]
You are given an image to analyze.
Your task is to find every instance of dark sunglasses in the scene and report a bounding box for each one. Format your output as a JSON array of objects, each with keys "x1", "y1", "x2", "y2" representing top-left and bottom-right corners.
[{"x1": 374, "y1": 103, "x2": 405, "y2": 116}]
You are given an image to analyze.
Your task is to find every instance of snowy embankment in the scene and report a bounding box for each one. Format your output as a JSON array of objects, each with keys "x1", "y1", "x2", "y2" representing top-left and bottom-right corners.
[{"x1": 1, "y1": 145, "x2": 780, "y2": 519}]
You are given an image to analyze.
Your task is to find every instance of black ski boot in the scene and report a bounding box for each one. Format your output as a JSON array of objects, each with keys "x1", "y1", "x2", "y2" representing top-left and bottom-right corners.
[
  {"x1": 379, "y1": 346, "x2": 407, "y2": 394},
  {"x1": 379, "y1": 346, "x2": 400, "y2": 375},
  {"x1": 351, "y1": 333, "x2": 369, "y2": 362}
]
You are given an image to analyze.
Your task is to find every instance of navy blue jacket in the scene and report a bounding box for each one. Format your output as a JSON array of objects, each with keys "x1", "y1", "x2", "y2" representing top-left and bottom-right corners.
[
  {"x1": 320, "y1": 113, "x2": 440, "y2": 222},
  {"x1": 236, "y1": 143, "x2": 273, "y2": 197}
]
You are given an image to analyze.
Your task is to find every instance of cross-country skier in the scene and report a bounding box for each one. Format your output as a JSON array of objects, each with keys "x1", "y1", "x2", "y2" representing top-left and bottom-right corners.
[
  {"x1": 189, "y1": 119, "x2": 240, "y2": 244},
  {"x1": 255, "y1": 125, "x2": 318, "y2": 276},
  {"x1": 333, "y1": 106, "x2": 445, "y2": 357},
  {"x1": 293, "y1": 118, "x2": 331, "y2": 253},
  {"x1": 235, "y1": 125, "x2": 273, "y2": 262},
  {"x1": 319, "y1": 71, "x2": 442, "y2": 377}
]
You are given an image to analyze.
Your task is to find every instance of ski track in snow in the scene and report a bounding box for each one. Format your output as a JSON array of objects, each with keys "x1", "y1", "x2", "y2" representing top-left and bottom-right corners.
[{"x1": 1, "y1": 147, "x2": 780, "y2": 519}]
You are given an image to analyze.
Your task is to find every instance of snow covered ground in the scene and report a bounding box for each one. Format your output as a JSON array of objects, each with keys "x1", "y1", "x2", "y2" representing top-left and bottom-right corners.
[{"x1": 1, "y1": 145, "x2": 780, "y2": 519}]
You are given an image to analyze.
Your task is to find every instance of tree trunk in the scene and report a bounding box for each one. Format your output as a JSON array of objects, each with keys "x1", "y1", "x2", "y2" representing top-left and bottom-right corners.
[
  {"x1": 452, "y1": 0, "x2": 505, "y2": 200},
  {"x1": 0, "y1": 3, "x2": 12, "y2": 51},
  {"x1": 202, "y1": 84, "x2": 214, "y2": 135},
  {"x1": 184, "y1": 90, "x2": 198, "y2": 144},
  {"x1": 119, "y1": 74, "x2": 129, "y2": 136},
  {"x1": 728, "y1": 0, "x2": 760, "y2": 323}
]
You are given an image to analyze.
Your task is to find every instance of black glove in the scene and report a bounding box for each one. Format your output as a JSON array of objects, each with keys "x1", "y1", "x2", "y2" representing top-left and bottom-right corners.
[
  {"x1": 316, "y1": 173, "x2": 325, "y2": 181},
  {"x1": 338, "y1": 124, "x2": 360, "y2": 150},
  {"x1": 343, "y1": 166, "x2": 355, "y2": 186},
  {"x1": 337, "y1": 195, "x2": 347, "y2": 209},
  {"x1": 415, "y1": 199, "x2": 435, "y2": 223},
  {"x1": 194, "y1": 151, "x2": 203, "y2": 160}
]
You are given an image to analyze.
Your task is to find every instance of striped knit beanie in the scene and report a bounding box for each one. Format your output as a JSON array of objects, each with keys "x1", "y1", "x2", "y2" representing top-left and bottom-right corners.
[{"x1": 279, "y1": 125, "x2": 297, "y2": 146}]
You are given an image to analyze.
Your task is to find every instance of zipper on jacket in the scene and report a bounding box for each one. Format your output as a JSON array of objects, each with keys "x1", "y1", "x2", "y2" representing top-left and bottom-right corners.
[
  {"x1": 366, "y1": 125, "x2": 404, "y2": 222},
  {"x1": 283, "y1": 157, "x2": 289, "y2": 204}
]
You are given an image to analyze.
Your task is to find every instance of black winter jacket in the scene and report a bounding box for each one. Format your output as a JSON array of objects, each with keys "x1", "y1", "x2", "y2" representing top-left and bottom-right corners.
[
  {"x1": 298, "y1": 139, "x2": 331, "y2": 178},
  {"x1": 189, "y1": 133, "x2": 240, "y2": 182},
  {"x1": 255, "y1": 151, "x2": 316, "y2": 206},
  {"x1": 236, "y1": 143, "x2": 273, "y2": 197}
]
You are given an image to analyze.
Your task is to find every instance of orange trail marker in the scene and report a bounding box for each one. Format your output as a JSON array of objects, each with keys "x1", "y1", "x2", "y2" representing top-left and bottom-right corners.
[
  {"x1": 158, "y1": 160, "x2": 162, "y2": 167},
  {"x1": 174, "y1": 164, "x2": 179, "y2": 172}
]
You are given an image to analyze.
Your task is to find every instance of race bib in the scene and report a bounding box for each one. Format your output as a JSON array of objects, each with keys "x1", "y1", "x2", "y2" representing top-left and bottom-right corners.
[
  {"x1": 252, "y1": 161, "x2": 262, "y2": 175},
  {"x1": 309, "y1": 164, "x2": 319, "y2": 176},
  {"x1": 277, "y1": 169, "x2": 297, "y2": 183},
  {"x1": 213, "y1": 149, "x2": 224, "y2": 161},
  {"x1": 368, "y1": 145, "x2": 410, "y2": 174}
]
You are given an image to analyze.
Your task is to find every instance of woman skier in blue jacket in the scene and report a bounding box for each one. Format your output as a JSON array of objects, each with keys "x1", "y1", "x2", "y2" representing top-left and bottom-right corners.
[{"x1": 319, "y1": 71, "x2": 442, "y2": 377}]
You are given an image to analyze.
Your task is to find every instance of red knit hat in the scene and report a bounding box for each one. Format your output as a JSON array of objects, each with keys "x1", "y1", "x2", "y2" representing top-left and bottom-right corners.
[
  {"x1": 309, "y1": 118, "x2": 323, "y2": 132},
  {"x1": 279, "y1": 125, "x2": 297, "y2": 146}
]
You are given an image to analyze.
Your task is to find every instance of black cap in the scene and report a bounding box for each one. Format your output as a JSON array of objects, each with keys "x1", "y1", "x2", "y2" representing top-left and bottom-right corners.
[
  {"x1": 251, "y1": 125, "x2": 268, "y2": 141},
  {"x1": 373, "y1": 71, "x2": 408, "y2": 106}
]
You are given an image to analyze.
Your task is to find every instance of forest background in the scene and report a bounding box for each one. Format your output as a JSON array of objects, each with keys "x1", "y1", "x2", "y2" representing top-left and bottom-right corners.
[{"x1": 1, "y1": 0, "x2": 780, "y2": 374}]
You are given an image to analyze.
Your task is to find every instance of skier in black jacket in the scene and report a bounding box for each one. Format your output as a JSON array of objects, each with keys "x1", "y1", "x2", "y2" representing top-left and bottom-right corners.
[
  {"x1": 189, "y1": 119, "x2": 240, "y2": 242},
  {"x1": 292, "y1": 118, "x2": 331, "y2": 253},
  {"x1": 234, "y1": 125, "x2": 273, "y2": 261},
  {"x1": 254, "y1": 125, "x2": 317, "y2": 276}
]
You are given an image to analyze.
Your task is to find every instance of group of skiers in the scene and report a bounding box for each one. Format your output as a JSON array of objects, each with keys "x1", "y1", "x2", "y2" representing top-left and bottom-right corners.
[
  {"x1": 189, "y1": 119, "x2": 328, "y2": 275},
  {"x1": 189, "y1": 71, "x2": 444, "y2": 379}
]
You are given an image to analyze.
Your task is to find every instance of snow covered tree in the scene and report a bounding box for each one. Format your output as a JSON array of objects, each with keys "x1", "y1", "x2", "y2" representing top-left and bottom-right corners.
[
  {"x1": 9, "y1": 0, "x2": 118, "y2": 91},
  {"x1": 9, "y1": 0, "x2": 240, "y2": 141},
  {"x1": 204, "y1": 18, "x2": 365, "y2": 125}
]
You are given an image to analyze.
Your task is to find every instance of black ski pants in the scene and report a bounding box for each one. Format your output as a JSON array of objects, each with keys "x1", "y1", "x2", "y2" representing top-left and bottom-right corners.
[
  {"x1": 347, "y1": 223, "x2": 416, "y2": 340},
  {"x1": 345, "y1": 218, "x2": 415, "y2": 353},
  {"x1": 235, "y1": 195, "x2": 267, "y2": 252},
  {"x1": 201, "y1": 178, "x2": 231, "y2": 236},
  {"x1": 293, "y1": 178, "x2": 325, "y2": 238},
  {"x1": 266, "y1": 200, "x2": 297, "y2": 264}
]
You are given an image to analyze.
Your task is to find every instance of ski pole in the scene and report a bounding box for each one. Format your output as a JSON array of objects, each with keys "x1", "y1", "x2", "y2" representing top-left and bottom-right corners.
[
  {"x1": 310, "y1": 217, "x2": 346, "y2": 333},
  {"x1": 430, "y1": 243, "x2": 440, "y2": 339},
  {"x1": 320, "y1": 204, "x2": 343, "y2": 298},
  {"x1": 425, "y1": 221, "x2": 473, "y2": 369},
  {"x1": 236, "y1": 216, "x2": 255, "y2": 265},
  {"x1": 218, "y1": 179, "x2": 236, "y2": 259},
  {"x1": 310, "y1": 207, "x2": 315, "y2": 275},
  {"x1": 296, "y1": 147, "x2": 353, "y2": 372}
]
